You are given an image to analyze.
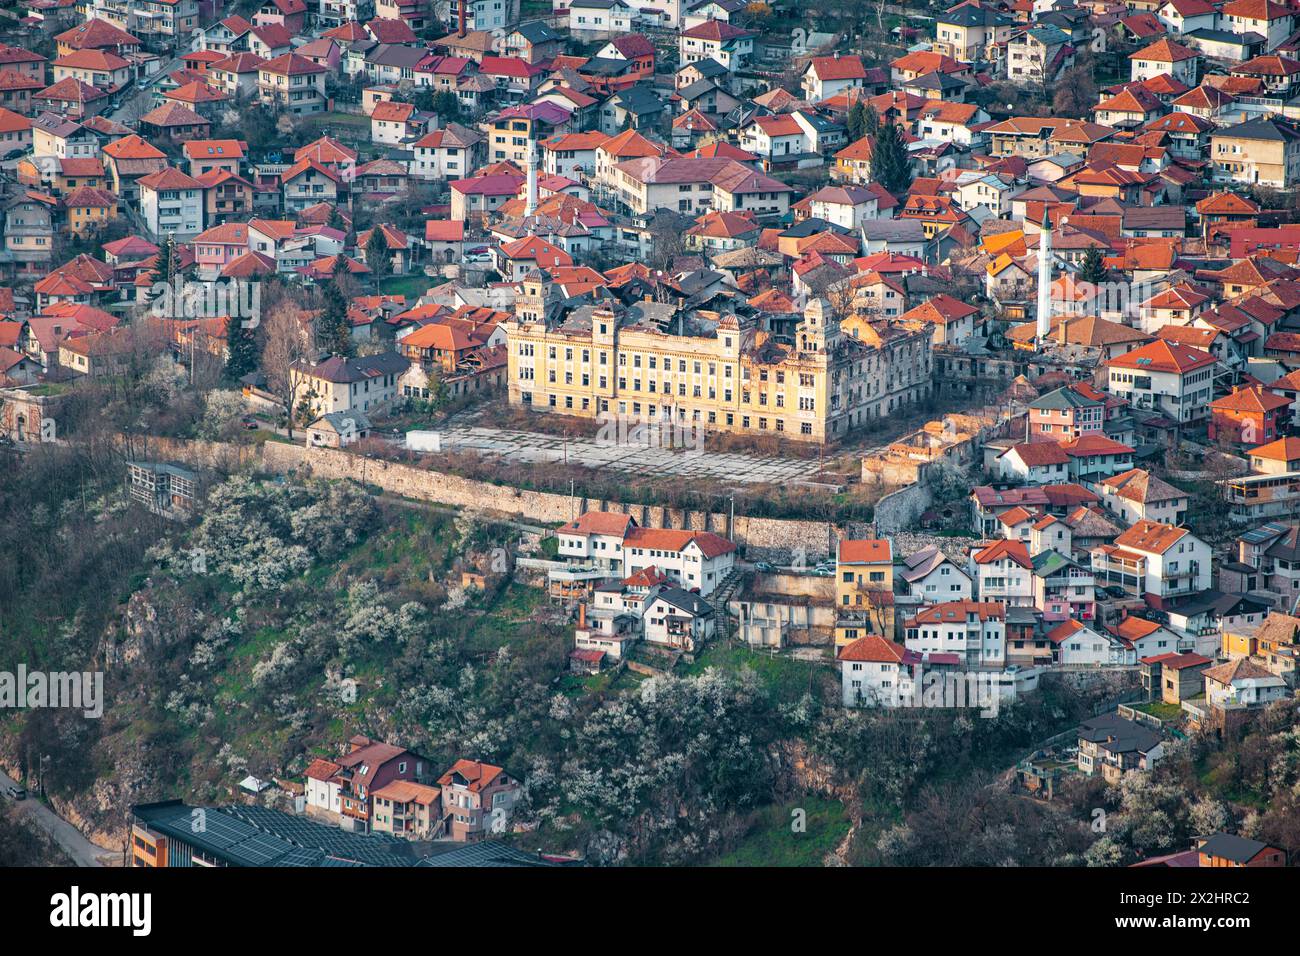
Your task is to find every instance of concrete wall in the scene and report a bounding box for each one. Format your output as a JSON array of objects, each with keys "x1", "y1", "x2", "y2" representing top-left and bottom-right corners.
[{"x1": 160, "y1": 438, "x2": 866, "y2": 559}]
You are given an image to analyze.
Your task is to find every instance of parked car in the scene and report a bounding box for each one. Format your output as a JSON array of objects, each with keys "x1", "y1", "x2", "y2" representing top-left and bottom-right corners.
[
  {"x1": 753, "y1": 561, "x2": 775, "y2": 572},
  {"x1": 240, "y1": 416, "x2": 259, "y2": 430},
  {"x1": 5, "y1": 784, "x2": 26, "y2": 799},
  {"x1": 3, "y1": 148, "x2": 23, "y2": 161},
  {"x1": 462, "y1": 247, "x2": 492, "y2": 263}
]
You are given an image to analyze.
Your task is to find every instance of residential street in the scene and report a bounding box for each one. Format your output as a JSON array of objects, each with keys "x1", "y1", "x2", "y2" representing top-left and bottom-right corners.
[{"x1": 0, "y1": 766, "x2": 112, "y2": 867}]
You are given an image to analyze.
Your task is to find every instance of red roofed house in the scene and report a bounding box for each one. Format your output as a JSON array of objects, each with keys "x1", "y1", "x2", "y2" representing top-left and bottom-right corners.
[
  {"x1": 970, "y1": 539, "x2": 1035, "y2": 606},
  {"x1": 904, "y1": 600, "x2": 1007, "y2": 668},
  {"x1": 802, "y1": 53, "x2": 870, "y2": 100},
  {"x1": 1209, "y1": 384, "x2": 1291, "y2": 445},
  {"x1": 304, "y1": 735, "x2": 436, "y2": 832},
  {"x1": 493, "y1": 234, "x2": 573, "y2": 281},
  {"x1": 1106, "y1": 338, "x2": 1217, "y2": 422},
  {"x1": 838, "y1": 634, "x2": 915, "y2": 707},
  {"x1": 437, "y1": 759, "x2": 522, "y2": 843},
  {"x1": 678, "y1": 19, "x2": 755, "y2": 73},
  {"x1": 138, "y1": 166, "x2": 205, "y2": 237},
  {"x1": 901, "y1": 293, "x2": 981, "y2": 346},
  {"x1": 257, "y1": 52, "x2": 327, "y2": 114},
  {"x1": 1094, "y1": 520, "x2": 1211, "y2": 600}
]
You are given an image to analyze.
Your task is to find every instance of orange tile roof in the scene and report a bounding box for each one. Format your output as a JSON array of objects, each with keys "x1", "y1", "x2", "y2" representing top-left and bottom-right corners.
[
  {"x1": 837, "y1": 634, "x2": 907, "y2": 663},
  {"x1": 1113, "y1": 519, "x2": 1189, "y2": 555},
  {"x1": 838, "y1": 538, "x2": 892, "y2": 564}
]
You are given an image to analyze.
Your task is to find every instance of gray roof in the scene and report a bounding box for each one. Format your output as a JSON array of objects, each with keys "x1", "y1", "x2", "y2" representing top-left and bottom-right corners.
[
  {"x1": 1198, "y1": 832, "x2": 1275, "y2": 864},
  {"x1": 648, "y1": 585, "x2": 714, "y2": 616},
  {"x1": 1219, "y1": 116, "x2": 1300, "y2": 143},
  {"x1": 859, "y1": 218, "x2": 926, "y2": 242}
]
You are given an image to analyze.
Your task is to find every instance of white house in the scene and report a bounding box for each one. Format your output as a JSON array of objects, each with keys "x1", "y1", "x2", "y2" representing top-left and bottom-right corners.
[
  {"x1": 970, "y1": 539, "x2": 1035, "y2": 607},
  {"x1": 137, "y1": 167, "x2": 204, "y2": 238},
  {"x1": 837, "y1": 634, "x2": 917, "y2": 707},
  {"x1": 1203, "y1": 658, "x2": 1289, "y2": 708},
  {"x1": 1106, "y1": 339, "x2": 1217, "y2": 424},
  {"x1": 556, "y1": 510, "x2": 737, "y2": 595},
  {"x1": 1094, "y1": 519, "x2": 1211, "y2": 600},
  {"x1": 557, "y1": 510, "x2": 635, "y2": 572},
  {"x1": 899, "y1": 545, "x2": 973, "y2": 601},
  {"x1": 1046, "y1": 619, "x2": 1126, "y2": 665},
  {"x1": 996, "y1": 441, "x2": 1070, "y2": 484},
  {"x1": 1098, "y1": 468, "x2": 1190, "y2": 526},
  {"x1": 642, "y1": 585, "x2": 716, "y2": 652},
  {"x1": 800, "y1": 53, "x2": 870, "y2": 101},
  {"x1": 904, "y1": 600, "x2": 1007, "y2": 669}
]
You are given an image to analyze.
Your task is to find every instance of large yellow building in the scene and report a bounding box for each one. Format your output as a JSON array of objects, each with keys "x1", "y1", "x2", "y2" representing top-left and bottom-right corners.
[{"x1": 503, "y1": 273, "x2": 934, "y2": 443}]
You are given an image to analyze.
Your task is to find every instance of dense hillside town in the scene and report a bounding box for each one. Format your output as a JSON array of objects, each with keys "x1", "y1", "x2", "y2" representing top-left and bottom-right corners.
[{"x1": 0, "y1": 0, "x2": 1299, "y2": 896}]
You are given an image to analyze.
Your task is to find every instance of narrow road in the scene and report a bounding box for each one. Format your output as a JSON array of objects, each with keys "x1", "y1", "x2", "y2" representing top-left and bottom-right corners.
[{"x1": 0, "y1": 767, "x2": 112, "y2": 867}]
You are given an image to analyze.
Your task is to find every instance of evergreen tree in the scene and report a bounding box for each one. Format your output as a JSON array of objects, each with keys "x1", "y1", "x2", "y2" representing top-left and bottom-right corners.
[
  {"x1": 316, "y1": 256, "x2": 354, "y2": 358},
  {"x1": 366, "y1": 226, "x2": 392, "y2": 282},
  {"x1": 155, "y1": 233, "x2": 176, "y2": 285},
  {"x1": 847, "y1": 101, "x2": 867, "y2": 142},
  {"x1": 870, "y1": 121, "x2": 912, "y2": 194},
  {"x1": 862, "y1": 104, "x2": 880, "y2": 137},
  {"x1": 1077, "y1": 246, "x2": 1107, "y2": 285},
  {"x1": 224, "y1": 314, "x2": 259, "y2": 381}
]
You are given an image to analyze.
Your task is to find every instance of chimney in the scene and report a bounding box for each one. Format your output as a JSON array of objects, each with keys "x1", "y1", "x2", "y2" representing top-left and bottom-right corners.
[
  {"x1": 458, "y1": 0, "x2": 466, "y2": 38},
  {"x1": 578, "y1": 602, "x2": 587, "y2": 628}
]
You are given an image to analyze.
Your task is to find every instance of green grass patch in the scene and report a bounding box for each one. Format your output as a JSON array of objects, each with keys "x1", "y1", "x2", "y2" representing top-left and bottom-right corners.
[
  {"x1": 710, "y1": 796, "x2": 850, "y2": 867},
  {"x1": 685, "y1": 644, "x2": 831, "y2": 705},
  {"x1": 378, "y1": 274, "x2": 445, "y2": 299},
  {"x1": 1134, "y1": 701, "x2": 1182, "y2": 722}
]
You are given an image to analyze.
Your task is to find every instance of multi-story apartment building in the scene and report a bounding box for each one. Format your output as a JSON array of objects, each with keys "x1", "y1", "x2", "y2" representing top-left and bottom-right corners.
[
  {"x1": 437, "y1": 759, "x2": 522, "y2": 842},
  {"x1": 137, "y1": 167, "x2": 204, "y2": 238},
  {"x1": 87, "y1": 0, "x2": 198, "y2": 45},
  {"x1": 1106, "y1": 339, "x2": 1217, "y2": 423},
  {"x1": 835, "y1": 537, "x2": 895, "y2": 647},
  {"x1": 257, "y1": 52, "x2": 327, "y2": 115},
  {"x1": 1210, "y1": 116, "x2": 1300, "y2": 189},
  {"x1": 903, "y1": 600, "x2": 1007, "y2": 669},
  {"x1": 970, "y1": 539, "x2": 1035, "y2": 608},
  {"x1": 504, "y1": 277, "x2": 933, "y2": 443},
  {"x1": 1092, "y1": 519, "x2": 1211, "y2": 601}
]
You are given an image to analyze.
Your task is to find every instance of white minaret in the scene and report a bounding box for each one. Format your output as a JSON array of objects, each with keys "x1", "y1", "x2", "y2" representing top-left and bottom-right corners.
[
  {"x1": 1036, "y1": 208, "x2": 1053, "y2": 342},
  {"x1": 525, "y1": 136, "x2": 538, "y2": 218}
]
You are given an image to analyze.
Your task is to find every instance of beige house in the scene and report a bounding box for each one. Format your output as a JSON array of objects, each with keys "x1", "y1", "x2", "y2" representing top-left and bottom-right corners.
[
  {"x1": 257, "y1": 52, "x2": 327, "y2": 114},
  {"x1": 370, "y1": 780, "x2": 442, "y2": 838},
  {"x1": 289, "y1": 352, "x2": 406, "y2": 421},
  {"x1": 1210, "y1": 116, "x2": 1300, "y2": 189},
  {"x1": 934, "y1": 4, "x2": 1014, "y2": 61}
]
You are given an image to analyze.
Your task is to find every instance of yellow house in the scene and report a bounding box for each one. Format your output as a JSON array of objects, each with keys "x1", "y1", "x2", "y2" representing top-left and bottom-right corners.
[
  {"x1": 63, "y1": 186, "x2": 118, "y2": 236},
  {"x1": 54, "y1": 158, "x2": 106, "y2": 197},
  {"x1": 834, "y1": 538, "x2": 896, "y2": 646},
  {"x1": 1222, "y1": 629, "x2": 1256, "y2": 659},
  {"x1": 833, "y1": 136, "x2": 872, "y2": 184}
]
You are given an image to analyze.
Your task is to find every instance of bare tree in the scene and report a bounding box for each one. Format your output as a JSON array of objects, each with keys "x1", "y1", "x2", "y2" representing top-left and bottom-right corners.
[{"x1": 260, "y1": 298, "x2": 313, "y2": 438}]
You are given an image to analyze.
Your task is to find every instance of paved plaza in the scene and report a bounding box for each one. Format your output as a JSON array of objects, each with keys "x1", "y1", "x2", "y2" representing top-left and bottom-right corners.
[{"x1": 431, "y1": 426, "x2": 821, "y2": 484}]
